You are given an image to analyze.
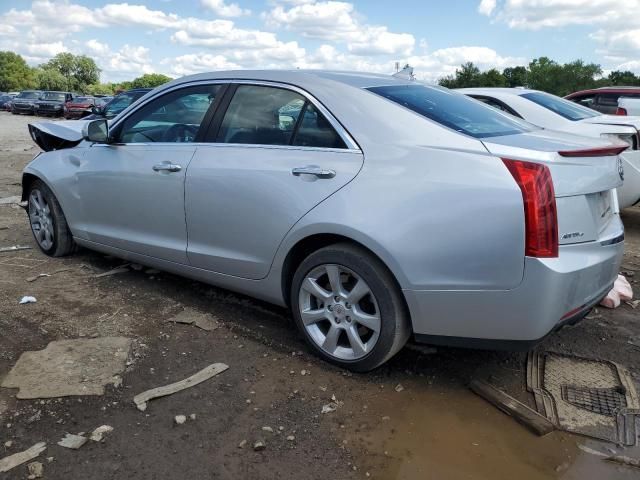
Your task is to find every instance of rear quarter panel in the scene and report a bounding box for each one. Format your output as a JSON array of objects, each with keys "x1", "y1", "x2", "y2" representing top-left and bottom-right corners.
[{"x1": 273, "y1": 144, "x2": 526, "y2": 291}]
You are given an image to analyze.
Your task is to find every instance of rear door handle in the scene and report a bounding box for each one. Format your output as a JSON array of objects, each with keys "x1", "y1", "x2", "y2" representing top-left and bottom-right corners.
[
  {"x1": 292, "y1": 166, "x2": 336, "y2": 179},
  {"x1": 152, "y1": 163, "x2": 182, "y2": 173}
]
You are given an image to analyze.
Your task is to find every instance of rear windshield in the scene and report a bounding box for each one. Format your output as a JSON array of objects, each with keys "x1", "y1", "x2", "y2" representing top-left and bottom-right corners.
[
  {"x1": 366, "y1": 84, "x2": 533, "y2": 139},
  {"x1": 41, "y1": 92, "x2": 66, "y2": 101},
  {"x1": 74, "y1": 97, "x2": 93, "y2": 103},
  {"x1": 520, "y1": 91, "x2": 600, "y2": 121}
]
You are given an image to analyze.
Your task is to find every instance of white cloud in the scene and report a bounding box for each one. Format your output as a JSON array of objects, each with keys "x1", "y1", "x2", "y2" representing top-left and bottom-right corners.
[
  {"x1": 478, "y1": 0, "x2": 496, "y2": 16},
  {"x1": 200, "y1": 0, "x2": 250, "y2": 17},
  {"x1": 482, "y1": 0, "x2": 640, "y2": 72},
  {"x1": 264, "y1": 1, "x2": 415, "y2": 56}
]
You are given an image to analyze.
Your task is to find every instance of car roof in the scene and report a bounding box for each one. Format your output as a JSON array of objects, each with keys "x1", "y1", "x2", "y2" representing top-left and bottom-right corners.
[
  {"x1": 162, "y1": 69, "x2": 414, "y2": 91},
  {"x1": 566, "y1": 87, "x2": 640, "y2": 97},
  {"x1": 457, "y1": 87, "x2": 536, "y2": 96}
]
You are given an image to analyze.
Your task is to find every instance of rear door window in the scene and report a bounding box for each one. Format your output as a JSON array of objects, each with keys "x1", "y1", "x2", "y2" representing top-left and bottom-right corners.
[
  {"x1": 367, "y1": 84, "x2": 533, "y2": 138},
  {"x1": 216, "y1": 85, "x2": 347, "y2": 148}
]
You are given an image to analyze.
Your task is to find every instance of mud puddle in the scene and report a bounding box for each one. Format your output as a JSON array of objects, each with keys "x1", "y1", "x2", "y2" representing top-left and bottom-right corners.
[{"x1": 351, "y1": 382, "x2": 639, "y2": 479}]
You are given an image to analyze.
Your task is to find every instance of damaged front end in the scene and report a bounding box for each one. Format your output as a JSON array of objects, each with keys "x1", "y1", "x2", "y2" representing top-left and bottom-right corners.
[{"x1": 28, "y1": 121, "x2": 87, "y2": 152}]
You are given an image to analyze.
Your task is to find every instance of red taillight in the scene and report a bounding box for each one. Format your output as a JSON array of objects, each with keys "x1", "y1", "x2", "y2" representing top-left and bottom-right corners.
[
  {"x1": 616, "y1": 107, "x2": 628, "y2": 116},
  {"x1": 502, "y1": 159, "x2": 559, "y2": 258}
]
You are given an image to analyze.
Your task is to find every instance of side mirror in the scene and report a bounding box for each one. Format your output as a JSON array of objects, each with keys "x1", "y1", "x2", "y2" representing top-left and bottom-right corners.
[
  {"x1": 84, "y1": 119, "x2": 109, "y2": 143},
  {"x1": 91, "y1": 105, "x2": 103, "y2": 115}
]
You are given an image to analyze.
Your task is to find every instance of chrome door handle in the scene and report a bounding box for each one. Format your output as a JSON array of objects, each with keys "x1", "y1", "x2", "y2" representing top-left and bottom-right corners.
[
  {"x1": 291, "y1": 166, "x2": 336, "y2": 179},
  {"x1": 152, "y1": 163, "x2": 182, "y2": 173}
]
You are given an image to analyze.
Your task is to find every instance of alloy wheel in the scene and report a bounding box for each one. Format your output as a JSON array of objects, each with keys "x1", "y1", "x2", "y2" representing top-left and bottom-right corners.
[
  {"x1": 29, "y1": 189, "x2": 54, "y2": 250},
  {"x1": 298, "y1": 264, "x2": 381, "y2": 361}
]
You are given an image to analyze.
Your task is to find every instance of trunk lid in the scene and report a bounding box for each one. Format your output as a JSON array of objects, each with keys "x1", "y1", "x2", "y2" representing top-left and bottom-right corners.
[
  {"x1": 482, "y1": 130, "x2": 624, "y2": 246},
  {"x1": 579, "y1": 114, "x2": 640, "y2": 130}
]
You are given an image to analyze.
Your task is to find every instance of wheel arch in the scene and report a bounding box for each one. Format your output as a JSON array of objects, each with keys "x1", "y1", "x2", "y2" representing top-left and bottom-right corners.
[{"x1": 280, "y1": 231, "x2": 410, "y2": 317}]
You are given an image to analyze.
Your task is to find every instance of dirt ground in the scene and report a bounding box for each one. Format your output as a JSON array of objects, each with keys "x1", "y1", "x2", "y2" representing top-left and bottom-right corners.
[{"x1": 0, "y1": 113, "x2": 639, "y2": 480}]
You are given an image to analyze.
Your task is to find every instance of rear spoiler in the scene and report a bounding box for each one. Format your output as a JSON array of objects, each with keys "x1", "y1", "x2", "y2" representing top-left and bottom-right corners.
[{"x1": 558, "y1": 146, "x2": 628, "y2": 157}]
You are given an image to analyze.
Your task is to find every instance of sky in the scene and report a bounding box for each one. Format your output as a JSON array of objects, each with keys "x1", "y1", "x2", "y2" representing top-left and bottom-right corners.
[{"x1": 0, "y1": 0, "x2": 639, "y2": 83}]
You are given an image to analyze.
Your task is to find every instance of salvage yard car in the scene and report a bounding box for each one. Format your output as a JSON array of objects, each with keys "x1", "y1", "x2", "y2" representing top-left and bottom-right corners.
[
  {"x1": 11, "y1": 90, "x2": 42, "y2": 115},
  {"x1": 84, "y1": 88, "x2": 151, "y2": 120},
  {"x1": 459, "y1": 88, "x2": 640, "y2": 208},
  {"x1": 64, "y1": 96, "x2": 97, "y2": 119},
  {"x1": 22, "y1": 71, "x2": 625, "y2": 371},
  {"x1": 35, "y1": 91, "x2": 74, "y2": 117}
]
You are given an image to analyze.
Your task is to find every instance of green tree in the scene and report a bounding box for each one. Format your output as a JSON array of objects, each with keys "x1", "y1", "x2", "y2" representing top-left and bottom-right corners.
[
  {"x1": 478, "y1": 68, "x2": 507, "y2": 87},
  {"x1": 129, "y1": 73, "x2": 172, "y2": 89},
  {"x1": 607, "y1": 70, "x2": 640, "y2": 86},
  {"x1": 0, "y1": 51, "x2": 35, "y2": 91},
  {"x1": 41, "y1": 53, "x2": 100, "y2": 91},
  {"x1": 85, "y1": 83, "x2": 116, "y2": 95},
  {"x1": 439, "y1": 62, "x2": 483, "y2": 88},
  {"x1": 33, "y1": 67, "x2": 68, "y2": 91},
  {"x1": 503, "y1": 66, "x2": 528, "y2": 87}
]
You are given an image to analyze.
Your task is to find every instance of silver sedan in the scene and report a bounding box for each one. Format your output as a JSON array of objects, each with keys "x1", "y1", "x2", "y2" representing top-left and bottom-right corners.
[{"x1": 23, "y1": 71, "x2": 624, "y2": 371}]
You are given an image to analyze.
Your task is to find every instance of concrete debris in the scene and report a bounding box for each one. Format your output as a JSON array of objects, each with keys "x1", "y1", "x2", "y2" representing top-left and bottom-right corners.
[
  {"x1": 57, "y1": 434, "x2": 88, "y2": 449},
  {"x1": 1, "y1": 337, "x2": 132, "y2": 399},
  {"x1": 0, "y1": 196, "x2": 21, "y2": 205},
  {"x1": 89, "y1": 425, "x2": 114, "y2": 442},
  {"x1": 189, "y1": 414, "x2": 196, "y2": 421},
  {"x1": 27, "y1": 461, "x2": 43, "y2": 479},
  {"x1": 19, "y1": 296, "x2": 37, "y2": 304},
  {"x1": 0, "y1": 245, "x2": 32, "y2": 253},
  {"x1": 133, "y1": 362, "x2": 229, "y2": 411},
  {"x1": 94, "y1": 265, "x2": 130, "y2": 278},
  {"x1": 321, "y1": 403, "x2": 337, "y2": 414},
  {"x1": 4, "y1": 441, "x2": 13, "y2": 448},
  {"x1": 168, "y1": 308, "x2": 219, "y2": 332},
  {"x1": 253, "y1": 441, "x2": 266, "y2": 451},
  {"x1": 174, "y1": 415, "x2": 187, "y2": 425},
  {"x1": 395, "y1": 384, "x2": 405, "y2": 393},
  {"x1": 261, "y1": 426, "x2": 274, "y2": 433},
  {"x1": 0, "y1": 442, "x2": 46, "y2": 473},
  {"x1": 286, "y1": 435, "x2": 295, "y2": 441},
  {"x1": 238, "y1": 440, "x2": 247, "y2": 449}
]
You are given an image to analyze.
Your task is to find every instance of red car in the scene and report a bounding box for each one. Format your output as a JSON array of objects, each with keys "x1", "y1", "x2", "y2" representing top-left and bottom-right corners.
[
  {"x1": 565, "y1": 87, "x2": 640, "y2": 115},
  {"x1": 63, "y1": 96, "x2": 97, "y2": 119}
]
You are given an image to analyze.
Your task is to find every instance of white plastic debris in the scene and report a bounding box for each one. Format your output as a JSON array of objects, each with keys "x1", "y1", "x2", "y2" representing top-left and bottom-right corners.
[
  {"x1": 89, "y1": 425, "x2": 113, "y2": 442},
  {"x1": 600, "y1": 275, "x2": 634, "y2": 309},
  {"x1": 57, "y1": 434, "x2": 88, "y2": 450},
  {"x1": 19, "y1": 296, "x2": 37, "y2": 305}
]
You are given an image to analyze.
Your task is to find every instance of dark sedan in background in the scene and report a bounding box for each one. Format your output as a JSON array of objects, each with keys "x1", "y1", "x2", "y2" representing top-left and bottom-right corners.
[{"x1": 84, "y1": 88, "x2": 151, "y2": 120}]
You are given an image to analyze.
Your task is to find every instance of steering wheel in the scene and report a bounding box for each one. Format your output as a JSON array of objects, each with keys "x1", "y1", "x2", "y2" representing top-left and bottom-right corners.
[{"x1": 162, "y1": 123, "x2": 199, "y2": 143}]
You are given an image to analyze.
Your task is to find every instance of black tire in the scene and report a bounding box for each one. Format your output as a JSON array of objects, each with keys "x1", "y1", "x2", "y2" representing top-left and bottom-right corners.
[
  {"x1": 291, "y1": 242, "x2": 410, "y2": 372},
  {"x1": 27, "y1": 180, "x2": 76, "y2": 257}
]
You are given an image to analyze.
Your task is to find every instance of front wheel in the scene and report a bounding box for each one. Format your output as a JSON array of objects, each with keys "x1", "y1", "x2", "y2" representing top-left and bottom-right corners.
[
  {"x1": 27, "y1": 180, "x2": 76, "y2": 257},
  {"x1": 291, "y1": 243, "x2": 410, "y2": 372}
]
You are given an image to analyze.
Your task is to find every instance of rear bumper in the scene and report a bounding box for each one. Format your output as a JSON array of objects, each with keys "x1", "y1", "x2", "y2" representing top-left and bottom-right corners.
[{"x1": 404, "y1": 236, "x2": 624, "y2": 346}]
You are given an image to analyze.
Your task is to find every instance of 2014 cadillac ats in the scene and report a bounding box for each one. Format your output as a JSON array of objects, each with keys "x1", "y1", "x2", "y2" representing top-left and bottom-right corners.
[{"x1": 22, "y1": 71, "x2": 625, "y2": 371}]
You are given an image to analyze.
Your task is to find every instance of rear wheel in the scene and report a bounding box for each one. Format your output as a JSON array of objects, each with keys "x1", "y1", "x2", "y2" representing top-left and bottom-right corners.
[
  {"x1": 27, "y1": 180, "x2": 76, "y2": 257},
  {"x1": 291, "y1": 243, "x2": 410, "y2": 372}
]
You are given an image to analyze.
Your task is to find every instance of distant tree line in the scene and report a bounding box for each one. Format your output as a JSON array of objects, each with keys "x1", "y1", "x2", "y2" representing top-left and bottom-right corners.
[
  {"x1": 0, "y1": 51, "x2": 172, "y2": 94},
  {"x1": 438, "y1": 57, "x2": 640, "y2": 96}
]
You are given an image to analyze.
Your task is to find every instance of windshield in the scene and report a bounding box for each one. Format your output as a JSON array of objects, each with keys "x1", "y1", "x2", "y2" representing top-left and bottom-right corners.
[
  {"x1": 41, "y1": 92, "x2": 66, "y2": 101},
  {"x1": 17, "y1": 91, "x2": 41, "y2": 99},
  {"x1": 367, "y1": 84, "x2": 534, "y2": 138},
  {"x1": 520, "y1": 91, "x2": 600, "y2": 121}
]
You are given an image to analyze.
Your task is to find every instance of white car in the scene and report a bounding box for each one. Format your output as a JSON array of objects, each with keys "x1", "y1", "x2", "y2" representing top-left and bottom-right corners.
[
  {"x1": 459, "y1": 88, "x2": 640, "y2": 208},
  {"x1": 618, "y1": 97, "x2": 640, "y2": 116}
]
